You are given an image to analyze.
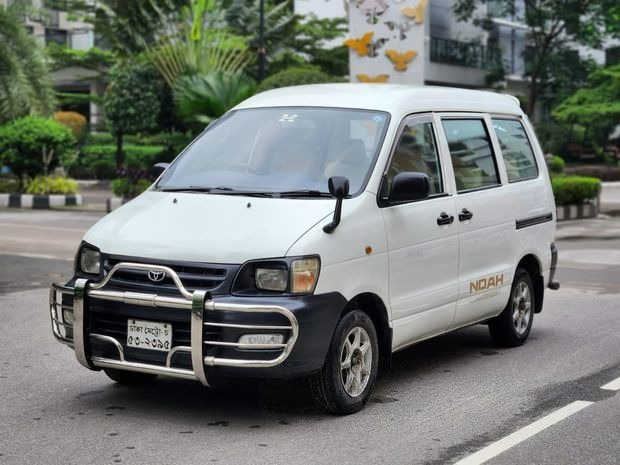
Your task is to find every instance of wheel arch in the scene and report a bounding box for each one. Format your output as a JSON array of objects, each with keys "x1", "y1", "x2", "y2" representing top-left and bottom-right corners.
[
  {"x1": 516, "y1": 254, "x2": 544, "y2": 313},
  {"x1": 343, "y1": 292, "x2": 392, "y2": 372}
]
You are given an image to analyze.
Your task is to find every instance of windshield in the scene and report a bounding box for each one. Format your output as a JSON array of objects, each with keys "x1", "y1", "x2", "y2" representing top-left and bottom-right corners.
[{"x1": 156, "y1": 107, "x2": 390, "y2": 196}]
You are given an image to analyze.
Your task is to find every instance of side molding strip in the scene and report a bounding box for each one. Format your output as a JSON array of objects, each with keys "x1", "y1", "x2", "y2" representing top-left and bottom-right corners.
[{"x1": 516, "y1": 213, "x2": 553, "y2": 230}]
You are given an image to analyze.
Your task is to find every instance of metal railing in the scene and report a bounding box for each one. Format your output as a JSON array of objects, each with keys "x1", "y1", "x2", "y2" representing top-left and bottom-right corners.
[{"x1": 430, "y1": 37, "x2": 502, "y2": 70}]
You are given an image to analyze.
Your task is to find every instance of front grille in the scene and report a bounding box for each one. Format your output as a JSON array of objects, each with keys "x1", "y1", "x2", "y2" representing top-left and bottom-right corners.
[{"x1": 102, "y1": 255, "x2": 238, "y2": 295}]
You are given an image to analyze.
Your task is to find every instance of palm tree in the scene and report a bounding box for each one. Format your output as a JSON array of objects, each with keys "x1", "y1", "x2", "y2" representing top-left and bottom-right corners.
[
  {"x1": 174, "y1": 70, "x2": 255, "y2": 128},
  {"x1": 0, "y1": 4, "x2": 55, "y2": 124}
]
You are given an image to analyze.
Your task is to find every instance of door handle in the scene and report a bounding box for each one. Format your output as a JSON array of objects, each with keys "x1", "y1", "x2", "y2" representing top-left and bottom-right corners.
[
  {"x1": 459, "y1": 208, "x2": 474, "y2": 222},
  {"x1": 437, "y1": 212, "x2": 454, "y2": 226}
]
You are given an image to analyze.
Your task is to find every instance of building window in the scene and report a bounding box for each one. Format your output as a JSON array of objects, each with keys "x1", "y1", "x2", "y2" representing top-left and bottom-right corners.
[
  {"x1": 492, "y1": 119, "x2": 538, "y2": 182},
  {"x1": 442, "y1": 119, "x2": 500, "y2": 192},
  {"x1": 606, "y1": 46, "x2": 620, "y2": 66},
  {"x1": 45, "y1": 28, "x2": 68, "y2": 46}
]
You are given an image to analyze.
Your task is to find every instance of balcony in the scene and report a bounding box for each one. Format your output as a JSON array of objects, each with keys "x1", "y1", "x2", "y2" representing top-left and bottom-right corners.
[{"x1": 430, "y1": 37, "x2": 502, "y2": 70}]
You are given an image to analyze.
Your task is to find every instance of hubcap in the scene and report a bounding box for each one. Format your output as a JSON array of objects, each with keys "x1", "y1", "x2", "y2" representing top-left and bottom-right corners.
[
  {"x1": 512, "y1": 281, "x2": 532, "y2": 335},
  {"x1": 340, "y1": 326, "x2": 372, "y2": 397}
]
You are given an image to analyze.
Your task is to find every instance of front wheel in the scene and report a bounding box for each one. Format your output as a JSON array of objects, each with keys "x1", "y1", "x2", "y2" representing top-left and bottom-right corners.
[
  {"x1": 309, "y1": 310, "x2": 379, "y2": 414},
  {"x1": 489, "y1": 268, "x2": 535, "y2": 347}
]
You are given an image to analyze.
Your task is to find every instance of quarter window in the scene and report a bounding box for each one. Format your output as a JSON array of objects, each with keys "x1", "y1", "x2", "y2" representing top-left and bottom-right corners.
[
  {"x1": 492, "y1": 118, "x2": 539, "y2": 182},
  {"x1": 442, "y1": 119, "x2": 499, "y2": 192},
  {"x1": 384, "y1": 118, "x2": 443, "y2": 198}
]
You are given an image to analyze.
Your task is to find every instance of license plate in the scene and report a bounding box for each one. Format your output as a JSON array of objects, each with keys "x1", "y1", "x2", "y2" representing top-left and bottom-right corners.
[{"x1": 127, "y1": 319, "x2": 172, "y2": 352}]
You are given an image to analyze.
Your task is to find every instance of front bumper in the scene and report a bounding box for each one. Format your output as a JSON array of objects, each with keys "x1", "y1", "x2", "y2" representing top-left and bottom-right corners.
[{"x1": 49, "y1": 262, "x2": 345, "y2": 385}]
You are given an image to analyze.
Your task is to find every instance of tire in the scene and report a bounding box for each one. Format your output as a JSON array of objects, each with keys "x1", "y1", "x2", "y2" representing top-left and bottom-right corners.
[
  {"x1": 103, "y1": 368, "x2": 157, "y2": 385},
  {"x1": 489, "y1": 268, "x2": 535, "y2": 347},
  {"x1": 309, "y1": 309, "x2": 379, "y2": 414}
]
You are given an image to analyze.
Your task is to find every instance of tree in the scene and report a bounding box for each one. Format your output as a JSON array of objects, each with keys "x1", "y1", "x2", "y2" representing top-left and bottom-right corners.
[
  {"x1": 452, "y1": 0, "x2": 620, "y2": 116},
  {"x1": 103, "y1": 62, "x2": 162, "y2": 169},
  {"x1": 553, "y1": 64, "x2": 620, "y2": 148},
  {"x1": 0, "y1": 4, "x2": 55, "y2": 124},
  {"x1": 174, "y1": 71, "x2": 255, "y2": 130},
  {"x1": 0, "y1": 116, "x2": 75, "y2": 184},
  {"x1": 45, "y1": 0, "x2": 190, "y2": 55}
]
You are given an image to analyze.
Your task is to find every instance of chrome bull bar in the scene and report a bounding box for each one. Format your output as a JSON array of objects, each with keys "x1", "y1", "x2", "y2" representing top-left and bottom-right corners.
[{"x1": 49, "y1": 262, "x2": 299, "y2": 386}]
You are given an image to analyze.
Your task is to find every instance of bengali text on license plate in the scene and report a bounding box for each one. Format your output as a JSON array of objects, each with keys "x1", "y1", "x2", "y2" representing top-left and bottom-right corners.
[{"x1": 127, "y1": 319, "x2": 172, "y2": 352}]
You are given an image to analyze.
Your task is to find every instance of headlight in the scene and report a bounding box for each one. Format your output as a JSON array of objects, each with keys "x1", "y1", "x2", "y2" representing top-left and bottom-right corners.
[
  {"x1": 80, "y1": 247, "x2": 101, "y2": 274},
  {"x1": 255, "y1": 267, "x2": 287, "y2": 292},
  {"x1": 291, "y1": 257, "x2": 320, "y2": 294}
]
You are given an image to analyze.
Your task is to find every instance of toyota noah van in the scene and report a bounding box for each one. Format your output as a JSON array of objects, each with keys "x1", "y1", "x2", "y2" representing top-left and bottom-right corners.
[{"x1": 50, "y1": 84, "x2": 559, "y2": 414}]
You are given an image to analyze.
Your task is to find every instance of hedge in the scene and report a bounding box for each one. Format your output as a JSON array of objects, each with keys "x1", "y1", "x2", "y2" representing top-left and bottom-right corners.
[
  {"x1": 551, "y1": 175, "x2": 601, "y2": 206},
  {"x1": 63, "y1": 144, "x2": 168, "y2": 179},
  {"x1": 257, "y1": 67, "x2": 343, "y2": 92},
  {"x1": 25, "y1": 176, "x2": 78, "y2": 195}
]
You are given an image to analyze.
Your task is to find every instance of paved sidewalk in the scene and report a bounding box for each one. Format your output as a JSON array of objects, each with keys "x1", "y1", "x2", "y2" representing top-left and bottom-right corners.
[{"x1": 556, "y1": 216, "x2": 620, "y2": 240}]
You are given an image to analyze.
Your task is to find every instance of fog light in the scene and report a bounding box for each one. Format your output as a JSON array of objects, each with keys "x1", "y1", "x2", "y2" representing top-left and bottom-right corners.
[
  {"x1": 63, "y1": 309, "x2": 74, "y2": 326},
  {"x1": 238, "y1": 334, "x2": 284, "y2": 346}
]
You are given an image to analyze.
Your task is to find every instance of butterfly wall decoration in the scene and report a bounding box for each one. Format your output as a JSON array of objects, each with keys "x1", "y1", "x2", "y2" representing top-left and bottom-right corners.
[
  {"x1": 385, "y1": 49, "x2": 418, "y2": 71},
  {"x1": 356, "y1": 74, "x2": 390, "y2": 83},
  {"x1": 344, "y1": 32, "x2": 389, "y2": 58},
  {"x1": 384, "y1": 20, "x2": 414, "y2": 41},
  {"x1": 353, "y1": 0, "x2": 390, "y2": 24},
  {"x1": 400, "y1": 0, "x2": 428, "y2": 24}
]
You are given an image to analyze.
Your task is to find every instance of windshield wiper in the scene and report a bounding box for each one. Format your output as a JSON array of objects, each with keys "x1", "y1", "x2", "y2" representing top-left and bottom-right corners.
[
  {"x1": 159, "y1": 186, "x2": 233, "y2": 193},
  {"x1": 276, "y1": 190, "x2": 332, "y2": 198}
]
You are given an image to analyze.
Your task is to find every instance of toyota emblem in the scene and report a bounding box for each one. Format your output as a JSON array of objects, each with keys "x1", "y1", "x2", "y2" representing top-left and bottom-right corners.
[{"x1": 148, "y1": 270, "x2": 166, "y2": 282}]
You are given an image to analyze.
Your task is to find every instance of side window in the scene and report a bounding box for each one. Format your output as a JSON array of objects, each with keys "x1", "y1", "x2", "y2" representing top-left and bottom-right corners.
[
  {"x1": 442, "y1": 119, "x2": 500, "y2": 192},
  {"x1": 492, "y1": 118, "x2": 539, "y2": 182},
  {"x1": 384, "y1": 118, "x2": 443, "y2": 197}
]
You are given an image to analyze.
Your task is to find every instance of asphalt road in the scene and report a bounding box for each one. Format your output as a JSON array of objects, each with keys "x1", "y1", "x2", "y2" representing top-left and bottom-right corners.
[{"x1": 1, "y1": 209, "x2": 619, "y2": 465}]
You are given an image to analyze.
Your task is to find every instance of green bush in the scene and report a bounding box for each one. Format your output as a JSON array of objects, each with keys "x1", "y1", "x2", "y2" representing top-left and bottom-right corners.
[
  {"x1": 111, "y1": 177, "x2": 151, "y2": 199},
  {"x1": 552, "y1": 175, "x2": 601, "y2": 206},
  {"x1": 0, "y1": 116, "x2": 76, "y2": 181},
  {"x1": 549, "y1": 155, "x2": 565, "y2": 174},
  {"x1": 257, "y1": 66, "x2": 342, "y2": 92},
  {"x1": 0, "y1": 177, "x2": 19, "y2": 193},
  {"x1": 64, "y1": 144, "x2": 167, "y2": 179},
  {"x1": 25, "y1": 176, "x2": 78, "y2": 195}
]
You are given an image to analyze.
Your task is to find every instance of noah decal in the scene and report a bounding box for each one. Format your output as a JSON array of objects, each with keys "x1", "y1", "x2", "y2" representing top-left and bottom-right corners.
[{"x1": 470, "y1": 274, "x2": 504, "y2": 293}]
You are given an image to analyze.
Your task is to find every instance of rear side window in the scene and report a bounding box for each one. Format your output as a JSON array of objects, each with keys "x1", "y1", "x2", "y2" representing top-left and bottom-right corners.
[
  {"x1": 442, "y1": 119, "x2": 499, "y2": 192},
  {"x1": 492, "y1": 118, "x2": 539, "y2": 182}
]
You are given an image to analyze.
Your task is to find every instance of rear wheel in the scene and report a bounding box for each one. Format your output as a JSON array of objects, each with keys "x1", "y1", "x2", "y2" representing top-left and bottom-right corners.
[
  {"x1": 103, "y1": 368, "x2": 157, "y2": 385},
  {"x1": 309, "y1": 310, "x2": 379, "y2": 414},
  {"x1": 489, "y1": 268, "x2": 535, "y2": 347}
]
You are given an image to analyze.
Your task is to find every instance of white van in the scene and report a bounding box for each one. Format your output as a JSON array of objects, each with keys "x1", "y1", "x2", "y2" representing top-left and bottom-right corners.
[{"x1": 50, "y1": 84, "x2": 559, "y2": 414}]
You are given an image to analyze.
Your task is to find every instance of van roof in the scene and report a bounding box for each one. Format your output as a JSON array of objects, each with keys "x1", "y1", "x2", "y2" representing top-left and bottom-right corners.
[{"x1": 234, "y1": 83, "x2": 522, "y2": 116}]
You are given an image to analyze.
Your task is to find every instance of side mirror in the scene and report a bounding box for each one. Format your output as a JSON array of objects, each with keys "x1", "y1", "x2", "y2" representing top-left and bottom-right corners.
[
  {"x1": 328, "y1": 176, "x2": 350, "y2": 199},
  {"x1": 389, "y1": 172, "x2": 430, "y2": 202},
  {"x1": 151, "y1": 162, "x2": 170, "y2": 182},
  {"x1": 323, "y1": 176, "x2": 350, "y2": 234}
]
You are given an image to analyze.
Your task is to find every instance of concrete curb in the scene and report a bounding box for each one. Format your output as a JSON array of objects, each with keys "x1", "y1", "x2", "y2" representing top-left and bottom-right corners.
[
  {"x1": 106, "y1": 196, "x2": 125, "y2": 213},
  {"x1": 556, "y1": 203, "x2": 598, "y2": 221},
  {"x1": 0, "y1": 193, "x2": 82, "y2": 209}
]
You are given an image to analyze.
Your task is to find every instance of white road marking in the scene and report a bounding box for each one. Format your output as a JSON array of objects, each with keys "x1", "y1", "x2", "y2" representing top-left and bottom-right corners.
[
  {"x1": 0, "y1": 252, "x2": 72, "y2": 261},
  {"x1": 601, "y1": 376, "x2": 620, "y2": 391},
  {"x1": 0, "y1": 222, "x2": 85, "y2": 233},
  {"x1": 454, "y1": 401, "x2": 593, "y2": 465}
]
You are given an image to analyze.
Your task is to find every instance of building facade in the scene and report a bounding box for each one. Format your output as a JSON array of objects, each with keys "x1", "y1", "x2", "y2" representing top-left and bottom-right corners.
[
  {"x1": 295, "y1": 0, "x2": 617, "y2": 101},
  {"x1": 3, "y1": 0, "x2": 103, "y2": 126}
]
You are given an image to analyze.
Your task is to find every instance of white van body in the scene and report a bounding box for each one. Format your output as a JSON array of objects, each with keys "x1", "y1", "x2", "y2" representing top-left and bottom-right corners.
[{"x1": 50, "y1": 85, "x2": 559, "y2": 414}]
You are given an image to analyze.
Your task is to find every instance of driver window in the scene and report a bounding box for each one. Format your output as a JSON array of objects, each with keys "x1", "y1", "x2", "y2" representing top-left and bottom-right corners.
[{"x1": 385, "y1": 118, "x2": 443, "y2": 196}]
